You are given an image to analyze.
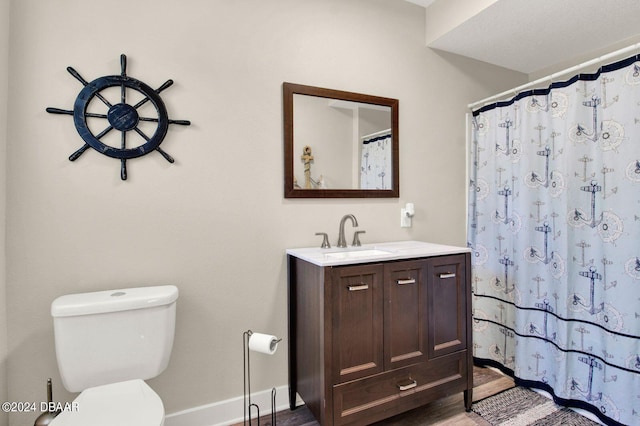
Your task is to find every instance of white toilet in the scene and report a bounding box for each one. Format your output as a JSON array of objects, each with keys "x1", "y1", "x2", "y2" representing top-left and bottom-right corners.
[{"x1": 49, "y1": 285, "x2": 179, "y2": 426}]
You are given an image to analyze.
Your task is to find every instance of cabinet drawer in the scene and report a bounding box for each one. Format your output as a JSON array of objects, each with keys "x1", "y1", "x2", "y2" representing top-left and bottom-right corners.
[{"x1": 332, "y1": 351, "x2": 468, "y2": 425}]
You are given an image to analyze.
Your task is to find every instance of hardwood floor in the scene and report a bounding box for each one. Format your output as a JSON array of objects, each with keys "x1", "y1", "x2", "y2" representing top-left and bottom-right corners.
[{"x1": 238, "y1": 366, "x2": 515, "y2": 426}]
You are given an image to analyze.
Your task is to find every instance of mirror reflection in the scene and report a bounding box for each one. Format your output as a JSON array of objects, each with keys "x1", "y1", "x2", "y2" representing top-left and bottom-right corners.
[
  {"x1": 283, "y1": 83, "x2": 399, "y2": 198},
  {"x1": 293, "y1": 94, "x2": 391, "y2": 190}
]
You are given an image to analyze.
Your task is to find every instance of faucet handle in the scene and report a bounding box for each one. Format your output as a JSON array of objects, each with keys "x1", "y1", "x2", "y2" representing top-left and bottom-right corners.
[
  {"x1": 315, "y1": 232, "x2": 331, "y2": 249},
  {"x1": 352, "y1": 230, "x2": 366, "y2": 247}
]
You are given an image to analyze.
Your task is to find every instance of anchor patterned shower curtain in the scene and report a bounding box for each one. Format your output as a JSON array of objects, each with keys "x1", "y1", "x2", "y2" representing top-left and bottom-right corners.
[
  {"x1": 468, "y1": 56, "x2": 640, "y2": 426},
  {"x1": 360, "y1": 133, "x2": 391, "y2": 189}
]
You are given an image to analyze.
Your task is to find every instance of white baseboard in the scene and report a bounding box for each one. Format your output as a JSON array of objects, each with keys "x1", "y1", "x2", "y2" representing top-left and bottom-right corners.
[
  {"x1": 164, "y1": 386, "x2": 304, "y2": 426},
  {"x1": 166, "y1": 383, "x2": 605, "y2": 426}
]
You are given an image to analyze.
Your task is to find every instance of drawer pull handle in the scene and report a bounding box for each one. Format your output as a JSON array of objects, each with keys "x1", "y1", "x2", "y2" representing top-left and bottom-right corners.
[
  {"x1": 397, "y1": 379, "x2": 417, "y2": 391},
  {"x1": 397, "y1": 278, "x2": 416, "y2": 285},
  {"x1": 439, "y1": 273, "x2": 456, "y2": 279},
  {"x1": 347, "y1": 284, "x2": 369, "y2": 291}
]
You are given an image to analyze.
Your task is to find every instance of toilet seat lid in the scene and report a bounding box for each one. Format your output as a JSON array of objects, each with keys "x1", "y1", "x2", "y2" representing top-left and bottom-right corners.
[{"x1": 50, "y1": 379, "x2": 164, "y2": 426}]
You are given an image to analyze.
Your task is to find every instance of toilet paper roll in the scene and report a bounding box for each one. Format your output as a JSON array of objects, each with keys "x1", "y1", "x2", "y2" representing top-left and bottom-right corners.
[{"x1": 249, "y1": 332, "x2": 280, "y2": 355}]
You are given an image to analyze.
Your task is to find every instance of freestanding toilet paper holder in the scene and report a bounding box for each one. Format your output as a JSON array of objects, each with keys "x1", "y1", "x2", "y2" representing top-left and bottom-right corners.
[{"x1": 243, "y1": 330, "x2": 282, "y2": 425}]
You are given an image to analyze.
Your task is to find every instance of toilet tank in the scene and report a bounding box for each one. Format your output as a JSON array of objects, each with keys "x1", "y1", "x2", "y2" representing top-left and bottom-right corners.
[{"x1": 51, "y1": 285, "x2": 179, "y2": 392}]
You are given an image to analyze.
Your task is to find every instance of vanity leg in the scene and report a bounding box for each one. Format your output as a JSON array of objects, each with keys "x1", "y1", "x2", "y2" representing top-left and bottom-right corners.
[
  {"x1": 287, "y1": 256, "x2": 298, "y2": 411},
  {"x1": 289, "y1": 387, "x2": 296, "y2": 411},
  {"x1": 464, "y1": 389, "x2": 473, "y2": 412}
]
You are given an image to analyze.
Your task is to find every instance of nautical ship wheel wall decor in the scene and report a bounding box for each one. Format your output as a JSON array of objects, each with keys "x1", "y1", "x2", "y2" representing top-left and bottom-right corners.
[{"x1": 46, "y1": 54, "x2": 191, "y2": 180}]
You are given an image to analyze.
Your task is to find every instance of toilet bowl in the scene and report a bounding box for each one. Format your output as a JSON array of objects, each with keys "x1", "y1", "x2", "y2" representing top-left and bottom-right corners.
[
  {"x1": 50, "y1": 285, "x2": 178, "y2": 426},
  {"x1": 49, "y1": 380, "x2": 164, "y2": 426}
]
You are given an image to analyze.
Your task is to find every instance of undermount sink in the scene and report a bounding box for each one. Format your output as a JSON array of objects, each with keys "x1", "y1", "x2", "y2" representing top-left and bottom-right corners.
[
  {"x1": 287, "y1": 241, "x2": 471, "y2": 266},
  {"x1": 324, "y1": 249, "x2": 393, "y2": 260}
]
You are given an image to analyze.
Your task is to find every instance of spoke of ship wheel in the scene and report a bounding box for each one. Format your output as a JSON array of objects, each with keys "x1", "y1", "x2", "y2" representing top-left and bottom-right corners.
[
  {"x1": 121, "y1": 54, "x2": 127, "y2": 78},
  {"x1": 68, "y1": 125, "x2": 114, "y2": 161},
  {"x1": 46, "y1": 108, "x2": 109, "y2": 120},
  {"x1": 69, "y1": 144, "x2": 91, "y2": 161},
  {"x1": 134, "y1": 127, "x2": 174, "y2": 163},
  {"x1": 95, "y1": 125, "x2": 114, "y2": 140},
  {"x1": 121, "y1": 159, "x2": 127, "y2": 180},
  {"x1": 119, "y1": 55, "x2": 129, "y2": 181},
  {"x1": 121, "y1": 57, "x2": 127, "y2": 105},
  {"x1": 155, "y1": 146, "x2": 175, "y2": 163},
  {"x1": 88, "y1": 112, "x2": 109, "y2": 119},
  {"x1": 120, "y1": 130, "x2": 127, "y2": 179},
  {"x1": 132, "y1": 80, "x2": 174, "y2": 110},
  {"x1": 138, "y1": 115, "x2": 191, "y2": 126},
  {"x1": 67, "y1": 67, "x2": 113, "y2": 109}
]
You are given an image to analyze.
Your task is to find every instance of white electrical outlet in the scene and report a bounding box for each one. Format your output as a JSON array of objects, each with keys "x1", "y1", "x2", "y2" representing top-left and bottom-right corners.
[{"x1": 400, "y1": 208, "x2": 412, "y2": 227}]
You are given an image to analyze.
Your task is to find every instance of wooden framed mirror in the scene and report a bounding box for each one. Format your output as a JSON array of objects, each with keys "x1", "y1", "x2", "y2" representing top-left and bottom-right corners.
[{"x1": 283, "y1": 82, "x2": 399, "y2": 198}]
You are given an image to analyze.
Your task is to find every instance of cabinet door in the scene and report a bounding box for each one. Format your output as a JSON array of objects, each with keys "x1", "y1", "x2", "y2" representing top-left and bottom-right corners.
[
  {"x1": 384, "y1": 260, "x2": 428, "y2": 370},
  {"x1": 427, "y1": 254, "x2": 468, "y2": 358},
  {"x1": 332, "y1": 264, "x2": 384, "y2": 383}
]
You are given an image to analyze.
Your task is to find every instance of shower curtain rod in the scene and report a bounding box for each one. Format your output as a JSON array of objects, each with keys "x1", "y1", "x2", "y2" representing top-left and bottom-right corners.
[
  {"x1": 361, "y1": 128, "x2": 391, "y2": 139},
  {"x1": 468, "y1": 42, "x2": 640, "y2": 110}
]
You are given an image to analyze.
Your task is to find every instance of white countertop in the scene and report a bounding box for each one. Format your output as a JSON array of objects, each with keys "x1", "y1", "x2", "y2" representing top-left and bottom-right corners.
[{"x1": 286, "y1": 240, "x2": 470, "y2": 267}]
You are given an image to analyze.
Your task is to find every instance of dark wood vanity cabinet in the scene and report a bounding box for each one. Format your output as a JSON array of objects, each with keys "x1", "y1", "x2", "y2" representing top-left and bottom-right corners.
[{"x1": 288, "y1": 253, "x2": 472, "y2": 426}]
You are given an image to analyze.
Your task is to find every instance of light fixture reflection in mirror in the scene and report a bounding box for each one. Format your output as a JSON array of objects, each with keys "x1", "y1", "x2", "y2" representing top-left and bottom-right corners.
[{"x1": 283, "y1": 83, "x2": 399, "y2": 198}]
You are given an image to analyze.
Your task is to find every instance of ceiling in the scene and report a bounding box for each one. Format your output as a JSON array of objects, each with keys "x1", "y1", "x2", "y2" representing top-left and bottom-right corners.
[{"x1": 407, "y1": 0, "x2": 640, "y2": 74}]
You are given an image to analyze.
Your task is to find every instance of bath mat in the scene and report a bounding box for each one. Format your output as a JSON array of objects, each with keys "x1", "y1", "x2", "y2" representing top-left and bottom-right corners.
[{"x1": 471, "y1": 386, "x2": 599, "y2": 425}]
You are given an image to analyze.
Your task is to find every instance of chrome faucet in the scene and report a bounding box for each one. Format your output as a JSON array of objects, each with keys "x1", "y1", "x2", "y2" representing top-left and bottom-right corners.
[{"x1": 337, "y1": 214, "x2": 358, "y2": 248}]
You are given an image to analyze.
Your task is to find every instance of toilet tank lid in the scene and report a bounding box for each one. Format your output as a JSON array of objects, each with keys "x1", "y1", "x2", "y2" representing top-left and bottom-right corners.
[{"x1": 51, "y1": 285, "x2": 179, "y2": 317}]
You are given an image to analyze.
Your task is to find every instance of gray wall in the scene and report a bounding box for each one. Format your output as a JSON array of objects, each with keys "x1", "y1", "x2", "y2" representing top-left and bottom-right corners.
[
  {"x1": 0, "y1": 0, "x2": 8, "y2": 423},
  {"x1": 2, "y1": 1, "x2": 526, "y2": 425}
]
